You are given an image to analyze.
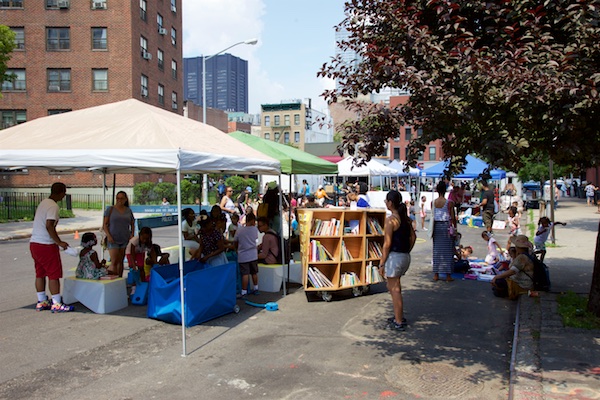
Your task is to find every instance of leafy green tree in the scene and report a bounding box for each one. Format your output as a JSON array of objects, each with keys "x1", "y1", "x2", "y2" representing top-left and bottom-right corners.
[
  {"x1": 180, "y1": 179, "x2": 201, "y2": 204},
  {"x1": 133, "y1": 182, "x2": 155, "y2": 204},
  {"x1": 320, "y1": 0, "x2": 600, "y2": 315},
  {"x1": 0, "y1": 25, "x2": 16, "y2": 95},
  {"x1": 154, "y1": 182, "x2": 176, "y2": 204}
]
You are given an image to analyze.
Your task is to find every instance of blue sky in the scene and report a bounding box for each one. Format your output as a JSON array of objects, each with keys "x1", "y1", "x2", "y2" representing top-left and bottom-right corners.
[{"x1": 182, "y1": 0, "x2": 347, "y2": 114}]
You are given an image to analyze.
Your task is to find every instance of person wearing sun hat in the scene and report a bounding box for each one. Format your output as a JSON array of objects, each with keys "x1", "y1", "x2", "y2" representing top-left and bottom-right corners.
[{"x1": 491, "y1": 235, "x2": 535, "y2": 299}]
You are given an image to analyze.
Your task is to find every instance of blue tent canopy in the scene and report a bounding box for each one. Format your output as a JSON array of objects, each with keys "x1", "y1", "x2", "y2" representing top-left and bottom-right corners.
[{"x1": 421, "y1": 155, "x2": 506, "y2": 179}]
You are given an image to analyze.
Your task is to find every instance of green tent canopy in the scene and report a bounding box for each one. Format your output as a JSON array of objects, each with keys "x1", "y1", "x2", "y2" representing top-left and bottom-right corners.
[{"x1": 229, "y1": 131, "x2": 338, "y2": 175}]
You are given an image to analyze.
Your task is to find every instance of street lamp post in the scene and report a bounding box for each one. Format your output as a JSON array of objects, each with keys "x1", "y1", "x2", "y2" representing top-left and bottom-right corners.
[{"x1": 201, "y1": 38, "x2": 258, "y2": 205}]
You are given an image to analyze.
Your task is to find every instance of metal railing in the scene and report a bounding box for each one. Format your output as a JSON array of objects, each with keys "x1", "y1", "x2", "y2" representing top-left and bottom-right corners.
[{"x1": 0, "y1": 192, "x2": 104, "y2": 221}]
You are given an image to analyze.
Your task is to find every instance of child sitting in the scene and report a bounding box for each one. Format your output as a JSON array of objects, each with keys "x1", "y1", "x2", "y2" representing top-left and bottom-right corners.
[
  {"x1": 534, "y1": 217, "x2": 566, "y2": 262},
  {"x1": 227, "y1": 213, "x2": 240, "y2": 241},
  {"x1": 126, "y1": 226, "x2": 153, "y2": 282},
  {"x1": 76, "y1": 232, "x2": 108, "y2": 279},
  {"x1": 453, "y1": 245, "x2": 473, "y2": 273},
  {"x1": 482, "y1": 231, "x2": 503, "y2": 265}
]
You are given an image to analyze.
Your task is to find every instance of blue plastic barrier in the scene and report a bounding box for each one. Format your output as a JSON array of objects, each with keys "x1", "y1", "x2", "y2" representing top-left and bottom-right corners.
[{"x1": 147, "y1": 260, "x2": 236, "y2": 327}]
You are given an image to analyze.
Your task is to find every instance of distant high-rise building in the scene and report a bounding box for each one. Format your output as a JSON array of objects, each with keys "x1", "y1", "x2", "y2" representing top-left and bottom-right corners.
[
  {"x1": 183, "y1": 54, "x2": 249, "y2": 113},
  {"x1": 334, "y1": 27, "x2": 361, "y2": 92}
]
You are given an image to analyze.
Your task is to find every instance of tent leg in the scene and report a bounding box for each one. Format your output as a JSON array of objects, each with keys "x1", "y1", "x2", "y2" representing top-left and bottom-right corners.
[
  {"x1": 176, "y1": 168, "x2": 187, "y2": 357},
  {"x1": 279, "y1": 175, "x2": 287, "y2": 297}
]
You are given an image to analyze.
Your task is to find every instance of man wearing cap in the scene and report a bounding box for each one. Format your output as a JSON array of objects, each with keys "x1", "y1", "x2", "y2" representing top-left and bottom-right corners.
[
  {"x1": 491, "y1": 235, "x2": 534, "y2": 299},
  {"x1": 315, "y1": 185, "x2": 331, "y2": 207}
]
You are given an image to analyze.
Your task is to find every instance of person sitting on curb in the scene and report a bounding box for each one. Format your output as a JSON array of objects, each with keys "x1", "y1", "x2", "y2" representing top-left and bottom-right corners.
[{"x1": 491, "y1": 235, "x2": 535, "y2": 300}]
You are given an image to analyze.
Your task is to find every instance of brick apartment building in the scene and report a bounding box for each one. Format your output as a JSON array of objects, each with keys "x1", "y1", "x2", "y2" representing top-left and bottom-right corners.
[{"x1": 0, "y1": 0, "x2": 183, "y2": 190}]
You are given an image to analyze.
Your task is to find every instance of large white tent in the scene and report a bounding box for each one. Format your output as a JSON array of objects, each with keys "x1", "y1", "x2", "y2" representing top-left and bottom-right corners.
[
  {"x1": 0, "y1": 99, "x2": 280, "y2": 356},
  {"x1": 337, "y1": 156, "x2": 398, "y2": 177}
]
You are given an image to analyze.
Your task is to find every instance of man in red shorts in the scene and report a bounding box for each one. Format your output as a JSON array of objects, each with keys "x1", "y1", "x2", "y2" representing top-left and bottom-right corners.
[{"x1": 30, "y1": 182, "x2": 74, "y2": 312}]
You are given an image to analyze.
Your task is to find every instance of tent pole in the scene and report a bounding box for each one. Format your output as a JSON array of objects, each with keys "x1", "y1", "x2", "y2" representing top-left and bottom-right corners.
[
  {"x1": 176, "y1": 166, "x2": 187, "y2": 357},
  {"x1": 279, "y1": 175, "x2": 286, "y2": 297},
  {"x1": 288, "y1": 176, "x2": 293, "y2": 293},
  {"x1": 102, "y1": 170, "x2": 107, "y2": 260}
]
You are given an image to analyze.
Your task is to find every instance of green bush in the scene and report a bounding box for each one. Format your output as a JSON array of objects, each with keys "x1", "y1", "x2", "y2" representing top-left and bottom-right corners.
[
  {"x1": 154, "y1": 182, "x2": 176, "y2": 204},
  {"x1": 225, "y1": 176, "x2": 259, "y2": 201},
  {"x1": 181, "y1": 179, "x2": 201, "y2": 204},
  {"x1": 133, "y1": 182, "x2": 155, "y2": 204}
]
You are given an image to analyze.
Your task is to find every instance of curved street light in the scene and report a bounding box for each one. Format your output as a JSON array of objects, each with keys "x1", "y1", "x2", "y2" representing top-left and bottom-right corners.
[{"x1": 201, "y1": 38, "x2": 258, "y2": 205}]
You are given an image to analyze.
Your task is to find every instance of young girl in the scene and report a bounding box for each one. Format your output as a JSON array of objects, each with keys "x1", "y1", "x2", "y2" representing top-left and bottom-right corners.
[
  {"x1": 419, "y1": 195, "x2": 428, "y2": 231},
  {"x1": 534, "y1": 217, "x2": 566, "y2": 262},
  {"x1": 506, "y1": 206, "x2": 521, "y2": 250},
  {"x1": 76, "y1": 232, "x2": 108, "y2": 280},
  {"x1": 482, "y1": 231, "x2": 503, "y2": 265},
  {"x1": 408, "y1": 200, "x2": 417, "y2": 231},
  {"x1": 126, "y1": 226, "x2": 154, "y2": 282}
]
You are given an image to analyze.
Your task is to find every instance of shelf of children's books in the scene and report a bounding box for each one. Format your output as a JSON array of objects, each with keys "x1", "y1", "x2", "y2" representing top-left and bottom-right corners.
[{"x1": 309, "y1": 235, "x2": 341, "y2": 239}]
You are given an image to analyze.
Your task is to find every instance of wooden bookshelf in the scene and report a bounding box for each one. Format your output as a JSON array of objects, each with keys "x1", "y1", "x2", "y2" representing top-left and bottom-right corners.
[{"x1": 298, "y1": 208, "x2": 386, "y2": 301}]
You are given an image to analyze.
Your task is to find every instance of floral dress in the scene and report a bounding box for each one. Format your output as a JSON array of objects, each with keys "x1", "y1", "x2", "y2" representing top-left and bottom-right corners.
[{"x1": 76, "y1": 249, "x2": 107, "y2": 279}]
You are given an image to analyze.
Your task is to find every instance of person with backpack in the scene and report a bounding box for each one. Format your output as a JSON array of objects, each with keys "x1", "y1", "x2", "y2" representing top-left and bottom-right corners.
[
  {"x1": 479, "y1": 180, "x2": 496, "y2": 235},
  {"x1": 491, "y1": 235, "x2": 535, "y2": 300},
  {"x1": 257, "y1": 216, "x2": 280, "y2": 265}
]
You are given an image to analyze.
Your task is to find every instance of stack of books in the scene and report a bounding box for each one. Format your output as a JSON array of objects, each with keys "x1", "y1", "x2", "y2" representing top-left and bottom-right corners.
[
  {"x1": 340, "y1": 240, "x2": 353, "y2": 261},
  {"x1": 367, "y1": 218, "x2": 384, "y2": 235},
  {"x1": 311, "y1": 218, "x2": 341, "y2": 236},
  {"x1": 365, "y1": 262, "x2": 385, "y2": 284},
  {"x1": 367, "y1": 240, "x2": 383, "y2": 258},
  {"x1": 307, "y1": 267, "x2": 334, "y2": 288},
  {"x1": 309, "y1": 240, "x2": 335, "y2": 262},
  {"x1": 340, "y1": 272, "x2": 361, "y2": 287}
]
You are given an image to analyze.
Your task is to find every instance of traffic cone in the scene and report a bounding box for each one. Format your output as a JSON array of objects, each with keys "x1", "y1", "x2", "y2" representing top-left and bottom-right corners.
[{"x1": 74, "y1": 230, "x2": 79, "y2": 240}]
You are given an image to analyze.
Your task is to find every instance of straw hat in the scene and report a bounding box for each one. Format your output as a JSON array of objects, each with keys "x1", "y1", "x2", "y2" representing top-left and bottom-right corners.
[{"x1": 510, "y1": 235, "x2": 531, "y2": 249}]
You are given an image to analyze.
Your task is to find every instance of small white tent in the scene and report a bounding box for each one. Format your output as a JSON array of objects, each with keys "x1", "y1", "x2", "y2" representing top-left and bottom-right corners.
[{"x1": 0, "y1": 99, "x2": 280, "y2": 356}]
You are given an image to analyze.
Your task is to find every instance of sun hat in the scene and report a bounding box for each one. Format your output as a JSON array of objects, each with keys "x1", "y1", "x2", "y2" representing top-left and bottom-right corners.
[{"x1": 510, "y1": 235, "x2": 531, "y2": 249}]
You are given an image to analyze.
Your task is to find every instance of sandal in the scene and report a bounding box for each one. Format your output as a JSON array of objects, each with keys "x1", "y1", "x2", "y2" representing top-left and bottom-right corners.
[
  {"x1": 445, "y1": 277, "x2": 455, "y2": 282},
  {"x1": 433, "y1": 274, "x2": 439, "y2": 281}
]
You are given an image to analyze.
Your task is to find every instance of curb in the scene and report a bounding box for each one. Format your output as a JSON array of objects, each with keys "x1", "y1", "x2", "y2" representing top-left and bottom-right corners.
[
  {"x1": 0, "y1": 227, "x2": 102, "y2": 242},
  {"x1": 510, "y1": 295, "x2": 544, "y2": 400}
]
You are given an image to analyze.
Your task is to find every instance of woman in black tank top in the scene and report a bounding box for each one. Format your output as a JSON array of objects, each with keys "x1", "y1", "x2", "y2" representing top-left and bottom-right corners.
[{"x1": 379, "y1": 190, "x2": 415, "y2": 331}]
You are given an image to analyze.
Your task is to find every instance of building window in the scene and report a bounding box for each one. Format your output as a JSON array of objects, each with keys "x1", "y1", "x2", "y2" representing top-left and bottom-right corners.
[
  {"x1": 157, "y1": 13, "x2": 163, "y2": 30},
  {"x1": 274, "y1": 115, "x2": 280, "y2": 126},
  {"x1": 141, "y1": 74, "x2": 148, "y2": 97},
  {"x1": 91, "y1": 27, "x2": 107, "y2": 50},
  {"x1": 11, "y1": 27, "x2": 24, "y2": 50},
  {"x1": 171, "y1": 27, "x2": 177, "y2": 47},
  {"x1": 92, "y1": 69, "x2": 108, "y2": 91},
  {"x1": 139, "y1": 0, "x2": 147, "y2": 21},
  {"x1": 404, "y1": 126, "x2": 412, "y2": 141},
  {"x1": 417, "y1": 151, "x2": 424, "y2": 161},
  {"x1": 48, "y1": 109, "x2": 71, "y2": 115},
  {"x1": 46, "y1": 27, "x2": 70, "y2": 51},
  {"x1": 294, "y1": 114, "x2": 300, "y2": 125},
  {"x1": 1, "y1": 1, "x2": 23, "y2": 7},
  {"x1": 274, "y1": 132, "x2": 280, "y2": 142},
  {"x1": 157, "y1": 49, "x2": 164, "y2": 70},
  {"x1": 264, "y1": 116, "x2": 270, "y2": 127},
  {"x1": 45, "y1": 0, "x2": 67, "y2": 9},
  {"x1": 170, "y1": 0, "x2": 176, "y2": 12},
  {"x1": 284, "y1": 115, "x2": 290, "y2": 126},
  {"x1": 429, "y1": 146, "x2": 436, "y2": 161},
  {"x1": 2, "y1": 69, "x2": 26, "y2": 91},
  {"x1": 294, "y1": 131, "x2": 300, "y2": 143},
  {"x1": 158, "y1": 84, "x2": 164, "y2": 105},
  {"x1": 47, "y1": 69, "x2": 71, "y2": 92},
  {"x1": 171, "y1": 92, "x2": 177, "y2": 110},
  {"x1": 417, "y1": 128, "x2": 423, "y2": 138},
  {"x1": 1, "y1": 110, "x2": 26, "y2": 129},
  {"x1": 264, "y1": 133, "x2": 270, "y2": 140},
  {"x1": 284, "y1": 132, "x2": 289, "y2": 144},
  {"x1": 393, "y1": 147, "x2": 400, "y2": 160},
  {"x1": 140, "y1": 36, "x2": 148, "y2": 57},
  {"x1": 394, "y1": 135, "x2": 399, "y2": 142},
  {"x1": 405, "y1": 146, "x2": 410, "y2": 160},
  {"x1": 171, "y1": 59, "x2": 177, "y2": 79}
]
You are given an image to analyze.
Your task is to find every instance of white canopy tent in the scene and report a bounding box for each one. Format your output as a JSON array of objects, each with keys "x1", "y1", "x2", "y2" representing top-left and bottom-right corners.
[
  {"x1": 337, "y1": 156, "x2": 399, "y2": 177},
  {"x1": 0, "y1": 99, "x2": 280, "y2": 356}
]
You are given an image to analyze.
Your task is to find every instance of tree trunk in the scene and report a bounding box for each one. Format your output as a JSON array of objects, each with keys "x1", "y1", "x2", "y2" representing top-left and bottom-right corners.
[{"x1": 588, "y1": 220, "x2": 600, "y2": 317}]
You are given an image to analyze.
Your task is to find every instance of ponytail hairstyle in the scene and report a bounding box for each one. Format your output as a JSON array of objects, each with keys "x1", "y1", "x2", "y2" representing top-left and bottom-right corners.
[{"x1": 386, "y1": 190, "x2": 402, "y2": 210}]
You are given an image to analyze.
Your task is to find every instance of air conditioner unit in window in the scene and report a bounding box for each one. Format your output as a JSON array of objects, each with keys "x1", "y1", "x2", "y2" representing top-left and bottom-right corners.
[
  {"x1": 92, "y1": 1, "x2": 107, "y2": 9},
  {"x1": 171, "y1": 5, "x2": 176, "y2": 12},
  {"x1": 158, "y1": 28, "x2": 167, "y2": 35},
  {"x1": 58, "y1": 0, "x2": 70, "y2": 9},
  {"x1": 141, "y1": 88, "x2": 148, "y2": 97},
  {"x1": 142, "y1": 51, "x2": 152, "y2": 60}
]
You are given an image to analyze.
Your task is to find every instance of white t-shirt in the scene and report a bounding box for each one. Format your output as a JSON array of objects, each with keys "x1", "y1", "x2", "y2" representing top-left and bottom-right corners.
[
  {"x1": 534, "y1": 223, "x2": 553, "y2": 246},
  {"x1": 234, "y1": 225, "x2": 259, "y2": 263},
  {"x1": 485, "y1": 237, "x2": 500, "y2": 264},
  {"x1": 30, "y1": 198, "x2": 59, "y2": 245}
]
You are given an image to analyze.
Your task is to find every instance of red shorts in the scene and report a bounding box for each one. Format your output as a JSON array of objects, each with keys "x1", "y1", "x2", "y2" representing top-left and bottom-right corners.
[{"x1": 30, "y1": 242, "x2": 63, "y2": 280}]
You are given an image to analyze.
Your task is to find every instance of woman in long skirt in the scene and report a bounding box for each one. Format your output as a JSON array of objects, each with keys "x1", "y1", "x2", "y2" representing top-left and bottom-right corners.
[{"x1": 431, "y1": 181, "x2": 456, "y2": 282}]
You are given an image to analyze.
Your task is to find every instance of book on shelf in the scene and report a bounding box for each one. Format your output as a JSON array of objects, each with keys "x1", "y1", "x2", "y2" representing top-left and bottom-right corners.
[
  {"x1": 340, "y1": 272, "x2": 361, "y2": 287},
  {"x1": 310, "y1": 240, "x2": 334, "y2": 262},
  {"x1": 367, "y1": 240, "x2": 383, "y2": 258},
  {"x1": 367, "y1": 218, "x2": 384, "y2": 235},
  {"x1": 311, "y1": 218, "x2": 340, "y2": 236},
  {"x1": 365, "y1": 262, "x2": 384, "y2": 284},
  {"x1": 340, "y1": 240, "x2": 353, "y2": 261},
  {"x1": 307, "y1": 267, "x2": 334, "y2": 288},
  {"x1": 348, "y1": 220, "x2": 360, "y2": 235}
]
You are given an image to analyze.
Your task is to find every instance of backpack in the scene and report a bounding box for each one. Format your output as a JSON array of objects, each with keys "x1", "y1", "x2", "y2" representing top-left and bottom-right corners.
[
  {"x1": 264, "y1": 231, "x2": 289, "y2": 264},
  {"x1": 525, "y1": 254, "x2": 551, "y2": 292}
]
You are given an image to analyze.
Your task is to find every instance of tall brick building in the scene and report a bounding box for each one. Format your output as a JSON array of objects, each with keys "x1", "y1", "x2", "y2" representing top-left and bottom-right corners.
[{"x1": 0, "y1": 0, "x2": 183, "y2": 189}]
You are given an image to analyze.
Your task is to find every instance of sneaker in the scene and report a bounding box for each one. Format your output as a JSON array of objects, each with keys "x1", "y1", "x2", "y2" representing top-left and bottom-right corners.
[
  {"x1": 51, "y1": 303, "x2": 74, "y2": 313},
  {"x1": 387, "y1": 321, "x2": 407, "y2": 331},
  {"x1": 423, "y1": 227, "x2": 428, "y2": 231},
  {"x1": 251, "y1": 289, "x2": 260, "y2": 295},
  {"x1": 236, "y1": 293, "x2": 246, "y2": 299},
  {"x1": 36, "y1": 300, "x2": 51, "y2": 311},
  {"x1": 387, "y1": 317, "x2": 408, "y2": 324}
]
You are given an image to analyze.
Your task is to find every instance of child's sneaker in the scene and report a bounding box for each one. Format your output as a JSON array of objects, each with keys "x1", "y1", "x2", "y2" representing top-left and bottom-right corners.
[
  {"x1": 36, "y1": 299, "x2": 51, "y2": 311},
  {"x1": 51, "y1": 303, "x2": 74, "y2": 313},
  {"x1": 387, "y1": 320, "x2": 407, "y2": 331}
]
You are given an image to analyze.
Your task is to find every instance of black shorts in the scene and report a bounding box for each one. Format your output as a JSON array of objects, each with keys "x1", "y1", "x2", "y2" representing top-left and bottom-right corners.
[{"x1": 239, "y1": 260, "x2": 258, "y2": 275}]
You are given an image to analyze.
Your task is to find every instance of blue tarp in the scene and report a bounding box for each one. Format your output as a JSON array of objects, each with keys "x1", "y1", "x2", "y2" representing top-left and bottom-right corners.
[
  {"x1": 420, "y1": 155, "x2": 506, "y2": 179},
  {"x1": 147, "y1": 260, "x2": 237, "y2": 327}
]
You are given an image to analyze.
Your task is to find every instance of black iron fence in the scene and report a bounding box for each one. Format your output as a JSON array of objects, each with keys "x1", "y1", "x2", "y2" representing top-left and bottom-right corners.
[{"x1": 0, "y1": 192, "x2": 104, "y2": 221}]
